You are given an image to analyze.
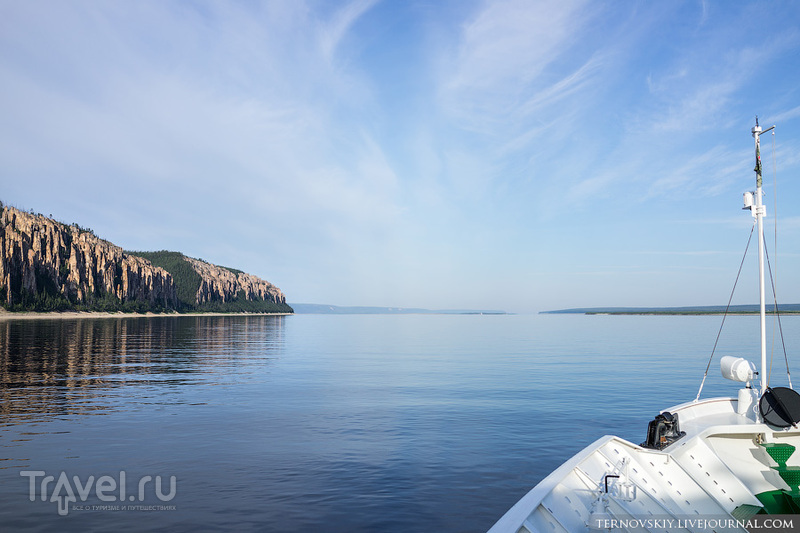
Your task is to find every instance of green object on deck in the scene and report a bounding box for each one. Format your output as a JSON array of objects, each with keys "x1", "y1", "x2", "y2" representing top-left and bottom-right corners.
[
  {"x1": 776, "y1": 465, "x2": 800, "y2": 490},
  {"x1": 731, "y1": 503, "x2": 762, "y2": 521},
  {"x1": 756, "y1": 490, "x2": 798, "y2": 514},
  {"x1": 756, "y1": 442, "x2": 800, "y2": 513},
  {"x1": 761, "y1": 442, "x2": 796, "y2": 467}
]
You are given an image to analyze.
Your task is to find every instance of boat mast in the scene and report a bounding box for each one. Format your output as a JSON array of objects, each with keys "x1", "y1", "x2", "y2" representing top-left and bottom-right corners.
[{"x1": 752, "y1": 118, "x2": 774, "y2": 395}]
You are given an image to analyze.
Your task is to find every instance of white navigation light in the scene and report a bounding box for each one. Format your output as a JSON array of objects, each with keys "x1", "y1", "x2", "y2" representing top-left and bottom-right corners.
[
  {"x1": 720, "y1": 356, "x2": 756, "y2": 383},
  {"x1": 743, "y1": 191, "x2": 754, "y2": 209}
]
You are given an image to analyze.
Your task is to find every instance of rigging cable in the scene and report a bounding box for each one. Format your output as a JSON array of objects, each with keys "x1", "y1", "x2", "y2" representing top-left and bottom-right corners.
[
  {"x1": 764, "y1": 231, "x2": 791, "y2": 389},
  {"x1": 695, "y1": 221, "x2": 756, "y2": 401},
  {"x1": 769, "y1": 128, "x2": 785, "y2": 386}
]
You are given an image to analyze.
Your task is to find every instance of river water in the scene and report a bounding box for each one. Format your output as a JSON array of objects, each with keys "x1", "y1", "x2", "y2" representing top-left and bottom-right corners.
[{"x1": 0, "y1": 313, "x2": 794, "y2": 532}]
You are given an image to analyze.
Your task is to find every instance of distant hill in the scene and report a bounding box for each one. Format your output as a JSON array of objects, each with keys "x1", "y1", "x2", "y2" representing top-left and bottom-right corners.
[
  {"x1": 130, "y1": 251, "x2": 292, "y2": 314},
  {"x1": 291, "y1": 303, "x2": 507, "y2": 315},
  {"x1": 0, "y1": 203, "x2": 292, "y2": 314},
  {"x1": 542, "y1": 304, "x2": 800, "y2": 315}
]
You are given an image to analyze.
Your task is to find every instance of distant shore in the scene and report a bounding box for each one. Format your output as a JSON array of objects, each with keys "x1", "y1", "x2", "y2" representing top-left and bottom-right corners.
[
  {"x1": 582, "y1": 311, "x2": 800, "y2": 316},
  {"x1": 542, "y1": 304, "x2": 800, "y2": 315},
  {"x1": 0, "y1": 309, "x2": 292, "y2": 320}
]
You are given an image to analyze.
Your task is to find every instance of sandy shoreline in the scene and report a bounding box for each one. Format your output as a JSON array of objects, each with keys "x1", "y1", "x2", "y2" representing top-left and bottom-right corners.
[{"x1": 0, "y1": 310, "x2": 292, "y2": 320}]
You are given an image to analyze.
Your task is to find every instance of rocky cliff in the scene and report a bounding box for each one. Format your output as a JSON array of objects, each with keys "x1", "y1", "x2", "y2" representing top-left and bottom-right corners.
[
  {"x1": 0, "y1": 205, "x2": 290, "y2": 313},
  {"x1": 128, "y1": 250, "x2": 290, "y2": 312},
  {"x1": 186, "y1": 257, "x2": 287, "y2": 306},
  {"x1": 1, "y1": 205, "x2": 177, "y2": 310}
]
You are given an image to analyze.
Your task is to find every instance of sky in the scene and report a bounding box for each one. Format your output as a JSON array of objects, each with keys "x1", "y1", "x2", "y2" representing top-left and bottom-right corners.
[{"x1": 2, "y1": 0, "x2": 800, "y2": 313}]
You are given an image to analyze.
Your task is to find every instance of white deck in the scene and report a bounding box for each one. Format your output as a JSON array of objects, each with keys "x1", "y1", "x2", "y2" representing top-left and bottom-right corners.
[{"x1": 488, "y1": 397, "x2": 800, "y2": 533}]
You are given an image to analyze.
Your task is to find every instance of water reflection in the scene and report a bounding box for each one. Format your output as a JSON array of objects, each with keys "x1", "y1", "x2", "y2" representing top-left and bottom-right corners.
[{"x1": 0, "y1": 315, "x2": 285, "y2": 424}]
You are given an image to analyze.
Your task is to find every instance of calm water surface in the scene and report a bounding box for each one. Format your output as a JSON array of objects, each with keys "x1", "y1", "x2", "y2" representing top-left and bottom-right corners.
[{"x1": 0, "y1": 313, "x2": 796, "y2": 532}]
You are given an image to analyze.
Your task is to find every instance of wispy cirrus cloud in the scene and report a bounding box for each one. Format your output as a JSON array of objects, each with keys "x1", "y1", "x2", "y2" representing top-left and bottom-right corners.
[
  {"x1": 438, "y1": 0, "x2": 592, "y2": 132},
  {"x1": 318, "y1": 0, "x2": 380, "y2": 61},
  {"x1": 644, "y1": 145, "x2": 748, "y2": 199},
  {"x1": 767, "y1": 105, "x2": 800, "y2": 125},
  {"x1": 641, "y1": 24, "x2": 798, "y2": 134}
]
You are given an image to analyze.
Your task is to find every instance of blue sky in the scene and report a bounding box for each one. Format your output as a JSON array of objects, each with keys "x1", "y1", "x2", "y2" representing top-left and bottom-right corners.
[{"x1": 2, "y1": 0, "x2": 800, "y2": 313}]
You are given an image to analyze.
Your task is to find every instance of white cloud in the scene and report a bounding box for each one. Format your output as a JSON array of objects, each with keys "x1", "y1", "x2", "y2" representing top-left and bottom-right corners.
[
  {"x1": 318, "y1": 0, "x2": 380, "y2": 61},
  {"x1": 439, "y1": 0, "x2": 590, "y2": 131},
  {"x1": 768, "y1": 105, "x2": 800, "y2": 125},
  {"x1": 644, "y1": 145, "x2": 746, "y2": 199},
  {"x1": 639, "y1": 25, "x2": 797, "y2": 134}
]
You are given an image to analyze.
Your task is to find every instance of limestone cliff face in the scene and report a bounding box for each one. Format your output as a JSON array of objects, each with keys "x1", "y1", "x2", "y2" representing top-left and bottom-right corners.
[
  {"x1": 1, "y1": 206, "x2": 177, "y2": 308},
  {"x1": 185, "y1": 257, "x2": 287, "y2": 306}
]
